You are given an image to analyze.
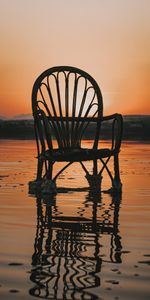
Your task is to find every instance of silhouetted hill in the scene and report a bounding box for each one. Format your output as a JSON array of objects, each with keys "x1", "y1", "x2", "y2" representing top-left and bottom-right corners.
[
  {"x1": 0, "y1": 115, "x2": 150, "y2": 141},
  {"x1": 12, "y1": 114, "x2": 33, "y2": 120},
  {"x1": 0, "y1": 120, "x2": 34, "y2": 139},
  {"x1": 0, "y1": 114, "x2": 33, "y2": 120},
  {"x1": 121, "y1": 115, "x2": 150, "y2": 141}
]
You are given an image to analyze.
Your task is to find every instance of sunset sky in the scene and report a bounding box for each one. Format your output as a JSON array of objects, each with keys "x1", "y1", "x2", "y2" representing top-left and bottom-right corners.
[{"x1": 0, "y1": 0, "x2": 150, "y2": 117}]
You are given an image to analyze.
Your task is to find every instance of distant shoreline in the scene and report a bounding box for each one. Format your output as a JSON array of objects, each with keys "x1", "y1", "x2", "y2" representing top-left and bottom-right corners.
[{"x1": 0, "y1": 115, "x2": 150, "y2": 141}]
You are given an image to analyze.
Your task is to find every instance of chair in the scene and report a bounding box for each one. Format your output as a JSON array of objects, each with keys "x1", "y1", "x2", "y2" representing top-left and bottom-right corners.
[{"x1": 31, "y1": 66, "x2": 123, "y2": 193}]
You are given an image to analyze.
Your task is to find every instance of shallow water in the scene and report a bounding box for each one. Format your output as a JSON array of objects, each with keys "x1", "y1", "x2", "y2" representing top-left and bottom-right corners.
[{"x1": 0, "y1": 140, "x2": 150, "y2": 300}]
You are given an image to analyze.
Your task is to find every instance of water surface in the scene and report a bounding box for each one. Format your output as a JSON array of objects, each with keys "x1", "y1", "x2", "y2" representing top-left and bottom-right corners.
[{"x1": 0, "y1": 140, "x2": 150, "y2": 299}]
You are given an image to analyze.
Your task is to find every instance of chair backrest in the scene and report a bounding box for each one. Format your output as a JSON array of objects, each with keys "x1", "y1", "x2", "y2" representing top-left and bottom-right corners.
[{"x1": 32, "y1": 66, "x2": 103, "y2": 149}]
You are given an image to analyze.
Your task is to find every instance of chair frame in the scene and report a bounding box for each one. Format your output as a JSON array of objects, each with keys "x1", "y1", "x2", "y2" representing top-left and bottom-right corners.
[{"x1": 32, "y1": 66, "x2": 123, "y2": 192}]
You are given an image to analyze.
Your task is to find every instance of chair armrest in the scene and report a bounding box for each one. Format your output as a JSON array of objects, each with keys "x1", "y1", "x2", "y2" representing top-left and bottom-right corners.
[
  {"x1": 100, "y1": 113, "x2": 122, "y2": 122},
  {"x1": 100, "y1": 113, "x2": 123, "y2": 151}
]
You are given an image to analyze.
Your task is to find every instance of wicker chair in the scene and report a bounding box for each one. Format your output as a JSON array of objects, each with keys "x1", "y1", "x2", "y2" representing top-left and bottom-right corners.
[{"x1": 31, "y1": 66, "x2": 123, "y2": 193}]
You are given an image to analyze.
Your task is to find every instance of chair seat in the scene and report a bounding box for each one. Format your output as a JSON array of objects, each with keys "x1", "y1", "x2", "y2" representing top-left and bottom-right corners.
[{"x1": 43, "y1": 148, "x2": 115, "y2": 162}]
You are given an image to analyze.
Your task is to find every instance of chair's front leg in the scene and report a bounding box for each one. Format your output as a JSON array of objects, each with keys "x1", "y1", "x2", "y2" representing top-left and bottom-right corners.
[
  {"x1": 36, "y1": 160, "x2": 57, "y2": 195},
  {"x1": 36, "y1": 158, "x2": 44, "y2": 181},
  {"x1": 28, "y1": 158, "x2": 44, "y2": 194}
]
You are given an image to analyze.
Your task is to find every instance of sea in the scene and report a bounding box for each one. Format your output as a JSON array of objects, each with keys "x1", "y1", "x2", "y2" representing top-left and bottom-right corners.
[{"x1": 0, "y1": 140, "x2": 150, "y2": 300}]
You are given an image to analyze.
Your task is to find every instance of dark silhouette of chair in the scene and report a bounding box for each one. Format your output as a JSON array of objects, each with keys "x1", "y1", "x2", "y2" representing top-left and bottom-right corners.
[
  {"x1": 31, "y1": 66, "x2": 123, "y2": 192},
  {"x1": 29, "y1": 191, "x2": 122, "y2": 299}
]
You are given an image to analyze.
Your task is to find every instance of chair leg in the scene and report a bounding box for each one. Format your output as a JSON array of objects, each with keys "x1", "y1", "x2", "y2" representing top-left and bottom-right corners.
[
  {"x1": 36, "y1": 159, "x2": 44, "y2": 181},
  {"x1": 113, "y1": 154, "x2": 122, "y2": 192},
  {"x1": 29, "y1": 159, "x2": 56, "y2": 195},
  {"x1": 93, "y1": 159, "x2": 98, "y2": 175},
  {"x1": 86, "y1": 173, "x2": 102, "y2": 192},
  {"x1": 28, "y1": 159, "x2": 44, "y2": 194},
  {"x1": 85, "y1": 160, "x2": 102, "y2": 192},
  {"x1": 35, "y1": 160, "x2": 56, "y2": 195},
  {"x1": 46, "y1": 162, "x2": 53, "y2": 180}
]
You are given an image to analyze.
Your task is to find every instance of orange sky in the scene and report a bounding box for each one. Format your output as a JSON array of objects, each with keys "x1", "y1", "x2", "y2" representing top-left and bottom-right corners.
[{"x1": 0, "y1": 0, "x2": 150, "y2": 117}]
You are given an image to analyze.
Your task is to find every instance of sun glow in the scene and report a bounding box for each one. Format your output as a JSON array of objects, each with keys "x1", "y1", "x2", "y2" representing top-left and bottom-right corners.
[{"x1": 0, "y1": 0, "x2": 150, "y2": 117}]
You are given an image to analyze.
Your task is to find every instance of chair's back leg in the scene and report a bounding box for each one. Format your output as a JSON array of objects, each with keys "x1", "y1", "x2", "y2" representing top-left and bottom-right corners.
[
  {"x1": 84, "y1": 159, "x2": 102, "y2": 191},
  {"x1": 93, "y1": 159, "x2": 98, "y2": 175},
  {"x1": 113, "y1": 154, "x2": 122, "y2": 191},
  {"x1": 46, "y1": 161, "x2": 53, "y2": 180}
]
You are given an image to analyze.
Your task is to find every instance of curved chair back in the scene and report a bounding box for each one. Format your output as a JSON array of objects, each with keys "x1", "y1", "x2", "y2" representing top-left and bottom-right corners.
[{"x1": 32, "y1": 66, "x2": 103, "y2": 149}]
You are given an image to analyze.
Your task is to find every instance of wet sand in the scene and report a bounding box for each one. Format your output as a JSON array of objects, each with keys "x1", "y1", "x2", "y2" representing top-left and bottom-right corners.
[{"x1": 0, "y1": 140, "x2": 150, "y2": 299}]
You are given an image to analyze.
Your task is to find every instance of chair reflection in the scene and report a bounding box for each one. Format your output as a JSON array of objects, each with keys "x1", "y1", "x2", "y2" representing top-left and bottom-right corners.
[{"x1": 29, "y1": 191, "x2": 122, "y2": 299}]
